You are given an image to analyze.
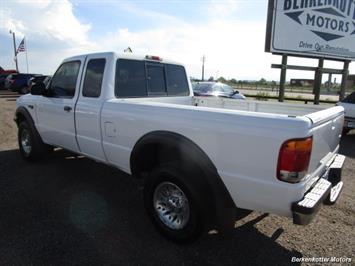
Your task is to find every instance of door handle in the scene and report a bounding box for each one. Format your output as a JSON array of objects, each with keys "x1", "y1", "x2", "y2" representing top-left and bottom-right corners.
[{"x1": 64, "y1": 106, "x2": 72, "y2": 112}]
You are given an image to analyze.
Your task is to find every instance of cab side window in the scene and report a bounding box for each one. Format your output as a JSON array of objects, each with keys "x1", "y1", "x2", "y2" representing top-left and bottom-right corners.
[
  {"x1": 82, "y1": 59, "x2": 106, "y2": 98},
  {"x1": 49, "y1": 61, "x2": 81, "y2": 98}
]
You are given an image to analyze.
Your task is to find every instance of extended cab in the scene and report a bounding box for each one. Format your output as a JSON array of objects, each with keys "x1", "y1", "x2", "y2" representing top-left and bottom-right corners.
[{"x1": 15, "y1": 52, "x2": 346, "y2": 243}]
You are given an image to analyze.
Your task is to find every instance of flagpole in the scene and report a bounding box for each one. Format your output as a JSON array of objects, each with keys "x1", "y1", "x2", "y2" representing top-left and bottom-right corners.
[
  {"x1": 9, "y1": 30, "x2": 19, "y2": 72},
  {"x1": 25, "y1": 37, "x2": 29, "y2": 73}
]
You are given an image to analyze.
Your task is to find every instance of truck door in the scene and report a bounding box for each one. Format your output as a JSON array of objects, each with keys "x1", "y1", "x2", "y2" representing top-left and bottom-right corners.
[
  {"x1": 36, "y1": 59, "x2": 84, "y2": 152},
  {"x1": 75, "y1": 55, "x2": 108, "y2": 161}
]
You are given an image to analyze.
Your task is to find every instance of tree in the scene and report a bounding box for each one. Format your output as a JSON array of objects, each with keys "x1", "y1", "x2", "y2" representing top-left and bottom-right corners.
[
  {"x1": 259, "y1": 78, "x2": 267, "y2": 85},
  {"x1": 271, "y1": 80, "x2": 277, "y2": 91},
  {"x1": 217, "y1": 76, "x2": 227, "y2": 83},
  {"x1": 208, "y1": 76, "x2": 214, "y2": 81},
  {"x1": 229, "y1": 78, "x2": 237, "y2": 84}
]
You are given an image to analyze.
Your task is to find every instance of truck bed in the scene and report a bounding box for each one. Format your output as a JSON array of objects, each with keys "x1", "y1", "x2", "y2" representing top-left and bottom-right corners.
[
  {"x1": 193, "y1": 96, "x2": 329, "y2": 116},
  {"x1": 124, "y1": 96, "x2": 329, "y2": 117},
  {"x1": 114, "y1": 95, "x2": 344, "y2": 192}
]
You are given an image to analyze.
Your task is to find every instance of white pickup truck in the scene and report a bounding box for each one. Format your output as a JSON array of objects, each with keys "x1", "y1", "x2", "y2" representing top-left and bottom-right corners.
[
  {"x1": 337, "y1": 91, "x2": 355, "y2": 135},
  {"x1": 15, "y1": 52, "x2": 346, "y2": 243}
]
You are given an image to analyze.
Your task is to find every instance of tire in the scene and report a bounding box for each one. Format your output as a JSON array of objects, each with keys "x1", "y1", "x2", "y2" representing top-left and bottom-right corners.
[
  {"x1": 19, "y1": 86, "x2": 29, "y2": 94},
  {"x1": 18, "y1": 121, "x2": 48, "y2": 161},
  {"x1": 144, "y1": 163, "x2": 205, "y2": 243},
  {"x1": 342, "y1": 127, "x2": 350, "y2": 135}
]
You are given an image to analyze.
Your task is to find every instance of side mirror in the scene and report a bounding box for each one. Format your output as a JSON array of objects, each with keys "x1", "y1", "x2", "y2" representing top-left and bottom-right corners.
[{"x1": 31, "y1": 82, "x2": 46, "y2": 96}]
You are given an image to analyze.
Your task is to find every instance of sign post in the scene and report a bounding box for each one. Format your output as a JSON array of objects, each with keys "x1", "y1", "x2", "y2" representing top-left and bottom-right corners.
[
  {"x1": 313, "y1": 59, "x2": 324, "y2": 105},
  {"x1": 279, "y1": 55, "x2": 287, "y2": 102},
  {"x1": 340, "y1": 61, "x2": 350, "y2": 100}
]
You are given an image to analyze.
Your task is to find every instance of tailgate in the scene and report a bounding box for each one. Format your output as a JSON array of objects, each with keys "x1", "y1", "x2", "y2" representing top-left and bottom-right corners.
[{"x1": 305, "y1": 106, "x2": 344, "y2": 177}]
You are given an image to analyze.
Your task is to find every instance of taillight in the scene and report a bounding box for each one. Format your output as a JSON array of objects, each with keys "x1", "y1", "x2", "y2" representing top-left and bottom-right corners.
[{"x1": 277, "y1": 137, "x2": 313, "y2": 183}]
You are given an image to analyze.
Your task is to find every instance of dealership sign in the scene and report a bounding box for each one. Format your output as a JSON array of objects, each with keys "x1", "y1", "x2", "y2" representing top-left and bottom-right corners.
[{"x1": 265, "y1": 0, "x2": 355, "y2": 60}]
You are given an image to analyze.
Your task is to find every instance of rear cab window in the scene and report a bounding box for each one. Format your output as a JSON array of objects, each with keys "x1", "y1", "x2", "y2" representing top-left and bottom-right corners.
[
  {"x1": 146, "y1": 64, "x2": 166, "y2": 96},
  {"x1": 115, "y1": 59, "x2": 189, "y2": 98}
]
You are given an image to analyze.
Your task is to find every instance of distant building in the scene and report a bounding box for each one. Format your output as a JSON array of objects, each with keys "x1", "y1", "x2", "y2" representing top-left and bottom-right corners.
[
  {"x1": 346, "y1": 75, "x2": 355, "y2": 88},
  {"x1": 290, "y1": 79, "x2": 314, "y2": 87}
]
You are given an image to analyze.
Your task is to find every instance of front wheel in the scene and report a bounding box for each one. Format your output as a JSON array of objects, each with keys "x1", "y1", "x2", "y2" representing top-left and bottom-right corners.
[
  {"x1": 144, "y1": 163, "x2": 205, "y2": 243},
  {"x1": 18, "y1": 121, "x2": 49, "y2": 161},
  {"x1": 19, "y1": 86, "x2": 29, "y2": 94}
]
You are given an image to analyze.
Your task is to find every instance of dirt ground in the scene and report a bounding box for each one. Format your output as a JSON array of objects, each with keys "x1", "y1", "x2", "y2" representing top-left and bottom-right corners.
[{"x1": 0, "y1": 90, "x2": 354, "y2": 265}]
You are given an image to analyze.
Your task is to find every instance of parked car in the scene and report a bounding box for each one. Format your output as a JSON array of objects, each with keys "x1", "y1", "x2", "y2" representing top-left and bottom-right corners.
[
  {"x1": 193, "y1": 81, "x2": 246, "y2": 99},
  {"x1": 28, "y1": 75, "x2": 51, "y2": 92},
  {"x1": 0, "y1": 66, "x2": 17, "y2": 75},
  {"x1": 0, "y1": 74, "x2": 10, "y2": 90},
  {"x1": 337, "y1": 91, "x2": 355, "y2": 134},
  {"x1": 4, "y1": 74, "x2": 14, "y2": 90},
  {"x1": 6, "y1": 73, "x2": 41, "y2": 94},
  {"x1": 15, "y1": 52, "x2": 345, "y2": 243}
]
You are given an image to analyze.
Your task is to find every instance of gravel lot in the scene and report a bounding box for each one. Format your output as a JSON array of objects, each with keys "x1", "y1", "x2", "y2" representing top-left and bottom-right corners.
[{"x1": 0, "y1": 90, "x2": 354, "y2": 265}]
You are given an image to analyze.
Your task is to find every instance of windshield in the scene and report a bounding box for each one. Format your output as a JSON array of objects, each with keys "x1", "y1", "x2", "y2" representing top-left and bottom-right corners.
[
  {"x1": 194, "y1": 83, "x2": 236, "y2": 95},
  {"x1": 219, "y1": 84, "x2": 234, "y2": 94},
  {"x1": 194, "y1": 83, "x2": 213, "y2": 93}
]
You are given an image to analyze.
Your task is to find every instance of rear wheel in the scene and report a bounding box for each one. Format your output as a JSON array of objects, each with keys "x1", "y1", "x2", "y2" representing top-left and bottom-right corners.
[{"x1": 144, "y1": 163, "x2": 205, "y2": 243}]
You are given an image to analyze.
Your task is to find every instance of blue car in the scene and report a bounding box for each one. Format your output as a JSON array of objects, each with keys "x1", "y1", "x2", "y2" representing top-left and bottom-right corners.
[{"x1": 6, "y1": 73, "x2": 41, "y2": 94}]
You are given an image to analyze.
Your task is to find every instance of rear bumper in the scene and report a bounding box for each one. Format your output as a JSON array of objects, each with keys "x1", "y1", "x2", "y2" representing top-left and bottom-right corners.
[{"x1": 291, "y1": 154, "x2": 345, "y2": 225}]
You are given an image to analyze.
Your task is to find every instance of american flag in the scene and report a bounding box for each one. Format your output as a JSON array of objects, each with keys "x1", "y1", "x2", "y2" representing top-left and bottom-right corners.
[{"x1": 16, "y1": 38, "x2": 26, "y2": 53}]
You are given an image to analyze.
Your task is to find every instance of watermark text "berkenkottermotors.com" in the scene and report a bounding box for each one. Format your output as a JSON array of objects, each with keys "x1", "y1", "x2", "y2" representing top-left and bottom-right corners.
[{"x1": 291, "y1": 257, "x2": 352, "y2": 263}]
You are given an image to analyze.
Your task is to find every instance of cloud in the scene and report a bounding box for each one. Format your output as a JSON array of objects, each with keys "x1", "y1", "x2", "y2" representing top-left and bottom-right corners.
[
  {"x1": 1, "y1": 0, "x2": 91, "y2": 45},
  {"x1": 0, "y1": 0, "x2": 353, "y2": 80},
  {"x1": 207, "y1": 0, "x2": 239, "y2": 18},
  {"x1": 96, "y1": 17, "x2": 271, "y2": 80},
  {"x1": 0, "y1": 0, "x2": 93, "y2": 73},
  {"x1": 116, "y1": 1, "x2": 185, "y2": 26}
]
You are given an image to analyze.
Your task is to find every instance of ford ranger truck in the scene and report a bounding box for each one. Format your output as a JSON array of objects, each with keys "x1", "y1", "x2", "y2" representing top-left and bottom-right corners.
[{"x1": 14, "y1": 52, "x2": 346, "y2": 243}]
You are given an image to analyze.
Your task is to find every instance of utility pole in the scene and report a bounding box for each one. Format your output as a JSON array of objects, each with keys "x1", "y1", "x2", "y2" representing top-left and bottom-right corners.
[
  {"x1": 201, "y1": 55, "x2": 206, "y2": 81},
  {"x1": 9, "y1": 30, "x2": 19, "y2": 72}
]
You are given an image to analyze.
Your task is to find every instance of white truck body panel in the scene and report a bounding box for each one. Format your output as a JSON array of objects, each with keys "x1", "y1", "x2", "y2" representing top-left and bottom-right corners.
[
  {"x1": 35, "y1": 56, "x2": 86, "y2": 152},
  {"x1": 16, "y1": 52, "x2": 345, "y2": 219}
]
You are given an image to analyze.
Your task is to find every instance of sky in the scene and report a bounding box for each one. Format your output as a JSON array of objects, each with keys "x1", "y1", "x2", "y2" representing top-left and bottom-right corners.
[{"x1": 0, "y1": 0, "x2": 353, "y2": 81}]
